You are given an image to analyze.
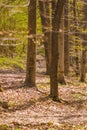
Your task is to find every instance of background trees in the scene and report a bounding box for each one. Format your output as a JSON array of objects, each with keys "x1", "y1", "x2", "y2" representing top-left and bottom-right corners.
[{"x1": 0, "y1": 0, "x2": 87, "y2": 100}]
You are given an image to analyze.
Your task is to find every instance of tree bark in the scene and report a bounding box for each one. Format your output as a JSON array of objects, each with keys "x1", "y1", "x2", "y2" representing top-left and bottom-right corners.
[
  {"x1": 25, "y1": 0, "x2": 36, "y2": 87},
  {"x1": 80, "y1": 0, "x2": 87, "y2": 82},
  {"x1": 50, "y1": 0, "x2": 66, "y2": 100},
  {"x1": 80, "y1": 35, "x2": 86, "y2": 82},
  {"x1": 73, "y1": 0, "x2": 80, "y2": 76},
  {"x1": 64, "y1": 0, "x2": 69, "y2": 76},
  {"x1": 38, "y1": 0, "x2": 51, "y2": 74},
  {"x1": 58, "y1": 8, "x2": 66, "y2": 84}
]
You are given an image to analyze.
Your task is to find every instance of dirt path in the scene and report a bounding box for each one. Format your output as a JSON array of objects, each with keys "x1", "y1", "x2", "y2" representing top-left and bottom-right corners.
[{"x1": 0, "y1": 73, "x2": 87, "y2": 130}]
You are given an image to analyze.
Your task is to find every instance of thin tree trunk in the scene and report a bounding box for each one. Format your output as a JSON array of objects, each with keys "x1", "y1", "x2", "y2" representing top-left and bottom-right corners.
[
  {"x1": 38, "y1": 0, "x2": 51, "y2": 74},
  {"x1": 73, "y1": 0, "x2": 80, "y2": 76},
  {"x1": 25, "y1": 0, "x2": 36, "y2": 87},
  {"x1": 80, "y1": 0, "x2": 87, "y2": 82},
  {"x1": 80, "y1": 35, "x2": 86, "y2": 82},
  {"x1": 50, "y1": 0, "x2": 66, "y2": 100},
  {"x1": 58, "y1": 8, "x2": 66, "y2": 84},
  {"x1": 64, "y1": 0, "x2": 69, "y2": 76}
]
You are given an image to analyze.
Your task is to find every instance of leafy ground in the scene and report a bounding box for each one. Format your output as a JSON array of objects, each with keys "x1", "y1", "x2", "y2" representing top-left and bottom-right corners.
[{"x1": 0, "y1": 71, "x2": 87, "y2": 130}]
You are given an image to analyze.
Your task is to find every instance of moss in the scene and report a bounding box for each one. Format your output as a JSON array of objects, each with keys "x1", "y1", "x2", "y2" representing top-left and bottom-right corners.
[
  {"x1": 0, "y1": 124, "x2": 9, "y2": 130},
  {"x1": 14, "y1": 128, "x2": 20, "y2": 130}
]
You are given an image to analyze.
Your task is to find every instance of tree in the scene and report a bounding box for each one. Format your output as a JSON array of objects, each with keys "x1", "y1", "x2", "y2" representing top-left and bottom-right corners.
[
  {"x1": 25, "y1": 0, "x2": 36, "y2": 87},
  {"x1": 73, "y1": 0, "x2": 80, "y2": 76},
  {"x1": 58, "y1": 8, "x2": 66, "y2": 84},
  {"x1": 50, "y1": 0, "x2": 66, "y2": 100},
  {"x1": 80, "y1": 34, "x2": 87, "y2": 82},
  {"x1": 64, "y1": 0, "x2": 69, "y2": 76},
  {"x1": 80, "y1": 0, "x2": 87, "y2": 82},
  {"x1": 38, "y1": 0, "x2": 51, "y2": 74}
]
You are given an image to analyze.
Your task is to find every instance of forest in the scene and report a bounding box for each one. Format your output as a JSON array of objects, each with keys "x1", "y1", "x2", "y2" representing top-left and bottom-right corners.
[{"x1": 0, "y1": 0, "x2": 87, "y2": 129}]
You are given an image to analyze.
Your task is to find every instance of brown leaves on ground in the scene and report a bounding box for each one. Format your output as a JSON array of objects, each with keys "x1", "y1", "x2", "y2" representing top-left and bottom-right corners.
[{"x1": 0, "y1": 73, "x2": 87, "y2": 130}]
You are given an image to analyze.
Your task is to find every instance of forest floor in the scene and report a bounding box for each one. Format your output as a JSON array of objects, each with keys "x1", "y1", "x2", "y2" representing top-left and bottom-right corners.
[{"x1": 0, "y1": 70, "x2": 87, "y2": 130}]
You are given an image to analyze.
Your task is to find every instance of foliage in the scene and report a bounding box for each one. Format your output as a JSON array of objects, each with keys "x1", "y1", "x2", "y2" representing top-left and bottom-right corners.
[{"x1": 0, "y1": 57, "x2": 25, "y2": 70}]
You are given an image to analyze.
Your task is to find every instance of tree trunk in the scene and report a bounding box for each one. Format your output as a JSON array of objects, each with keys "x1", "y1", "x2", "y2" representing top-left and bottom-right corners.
[
  {"x1": 58, "y1": 8, "x2": 66, "y2": 84},
  {"x1": 73, "y1": 0, "x2": 80, "y2": 76},
  {"x1": 80, "y1": 0, "x2": 87, "y2": 82},
  {"x1": 38, "y1": 0, "x2": 51, "y2": 74},
  {"x1": 80, "y1": 35, "x2": 86, "y2": 82},
  {"x1": 25, "y1": 0, "x2": 36, "y2": 87},
  {"x1": 64, "y1": 0, "x2": 69, "y2": 76},
  {"x1": 50, "y1": 0, "x2": 66, "y2": 100}
]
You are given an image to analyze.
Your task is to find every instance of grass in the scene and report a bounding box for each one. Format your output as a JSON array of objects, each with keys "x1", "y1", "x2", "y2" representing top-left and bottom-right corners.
[
  {"x1": 0, "y1": 124, "x2": 86, "y2": 130},
  {"x1": 0, "y1": 124, "x2": 9, "y2": 130},
  {"x1": 14, "y1": 128, "x2": 20, "y2": 130},
  {"x1": 0, "y1": 124, "x2": 21, "y2": 130},
  {"x1": 0, "y1": 56, "x2": 25, "y2": 71}
]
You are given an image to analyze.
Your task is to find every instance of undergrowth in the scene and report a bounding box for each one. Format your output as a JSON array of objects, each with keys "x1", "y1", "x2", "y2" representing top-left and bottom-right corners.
[{"x1": 0, "y1": 56, "x2": 25, "y2": 71}]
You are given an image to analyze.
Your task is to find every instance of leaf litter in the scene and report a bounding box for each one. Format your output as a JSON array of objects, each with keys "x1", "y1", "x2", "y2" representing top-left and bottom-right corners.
[{"x1": 0, "y1": 73, "x2": 87, "y2": 130}]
